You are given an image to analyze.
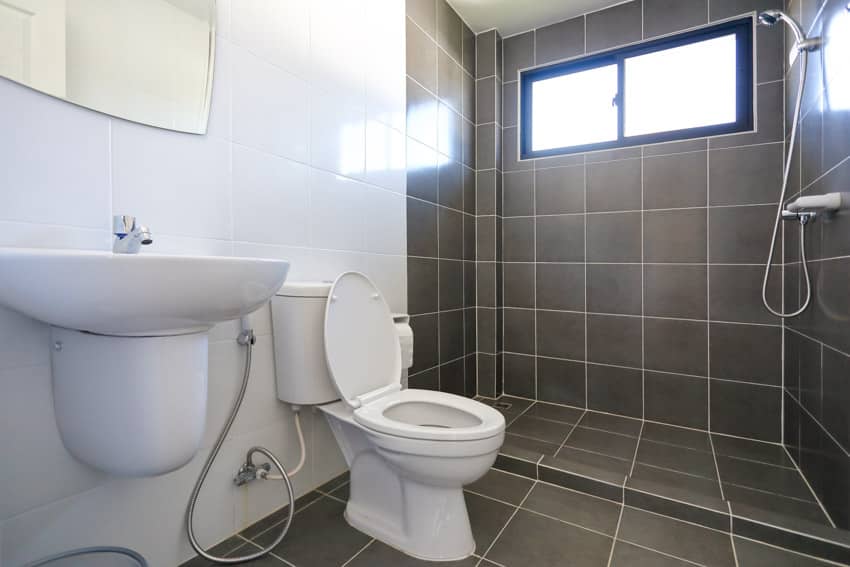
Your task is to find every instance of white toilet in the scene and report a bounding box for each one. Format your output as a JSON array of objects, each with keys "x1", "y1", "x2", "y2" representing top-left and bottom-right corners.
[{"x1": 271, "y1": 272, "x2": 505, "y2": 561}]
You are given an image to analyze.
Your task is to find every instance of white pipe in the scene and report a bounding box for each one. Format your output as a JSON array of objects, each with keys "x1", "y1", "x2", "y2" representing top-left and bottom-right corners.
[{"x1": 261, "y1": 410, "x2": 306, "y2": 480}]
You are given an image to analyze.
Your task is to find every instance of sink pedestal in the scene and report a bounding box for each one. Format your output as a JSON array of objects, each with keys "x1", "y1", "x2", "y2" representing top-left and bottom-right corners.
[{"x1": 51, "y1": 328, "x2": 209, "y2": 476}]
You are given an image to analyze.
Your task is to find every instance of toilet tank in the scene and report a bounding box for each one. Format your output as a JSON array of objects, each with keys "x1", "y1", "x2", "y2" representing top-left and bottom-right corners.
[
  {"x1": 271, "y1": 280, "x2": 415, "y2": 406},
  {"x1": 271, "y1": 281, "x2": 338, "y2": 405}
]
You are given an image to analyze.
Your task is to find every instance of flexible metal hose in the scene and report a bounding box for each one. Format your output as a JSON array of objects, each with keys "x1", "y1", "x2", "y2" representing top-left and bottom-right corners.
[
  {"x1": 186, "y1": 329, "x2": 295, "y2": 564},
  {"x1": 762, "y1": 49, "x2": 813, "y2": 318},
  {"x1": 24, "y1": 547, "x2": 147, "y2": 566}
]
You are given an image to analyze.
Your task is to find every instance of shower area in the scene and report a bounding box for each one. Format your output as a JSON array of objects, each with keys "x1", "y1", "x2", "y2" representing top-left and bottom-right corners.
[{"x1": 405, "y1": 0, "x2": 850, "y2": 563}]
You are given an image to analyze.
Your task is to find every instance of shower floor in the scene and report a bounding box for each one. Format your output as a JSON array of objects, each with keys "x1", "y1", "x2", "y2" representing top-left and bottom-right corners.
[
  {"x1": 181, "y1": 467, "x2": 841, "y2": 567},
  {"x1": 480, "y1": 395, "x2": 850, "y2": 565},
  {"x1": 181, "y1": 396, "x2": 850, "y2": 566}
]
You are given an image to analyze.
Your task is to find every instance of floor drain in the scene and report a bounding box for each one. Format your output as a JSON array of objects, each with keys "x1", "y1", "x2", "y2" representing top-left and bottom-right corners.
[{"x1": 493, "y1": 402, "x2": 512, "y2": 410}]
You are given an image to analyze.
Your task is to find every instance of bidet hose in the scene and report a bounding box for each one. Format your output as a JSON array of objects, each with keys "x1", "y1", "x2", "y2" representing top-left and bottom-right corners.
[
  {"x1": 762, "y1": 49, "x2": 813, "y2": 318},
  {"x1": 186, "y1": 329, "x2": 295, "y2": 564}
]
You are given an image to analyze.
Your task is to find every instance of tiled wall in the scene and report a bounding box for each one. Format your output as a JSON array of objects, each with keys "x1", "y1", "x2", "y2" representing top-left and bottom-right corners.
[
  {"x1": 498, "y1": 0, "x2": 788, "y2": 442},
  {"x1": 0, "y1": 1, "x2": 407, "y2": 564},
  {"x1": 405, "y1": 0, "x2": 478, "y2": 396},
  {"x1": 475, "y1": 29, "x2": 505, "y2": 397},
  {"x1": 783, "y1": 0, "x2": 850, "y2": 530}
]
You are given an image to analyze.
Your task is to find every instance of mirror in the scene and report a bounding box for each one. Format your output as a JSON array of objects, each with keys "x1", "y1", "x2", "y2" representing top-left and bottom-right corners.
[{"x1": 0, "y1": 0, "x2": 216, "y2": 134}]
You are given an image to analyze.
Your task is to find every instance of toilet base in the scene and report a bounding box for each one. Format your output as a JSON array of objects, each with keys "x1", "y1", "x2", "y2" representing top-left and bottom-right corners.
[{"x1": 344, "y1": 480, "x2": 476, "y2": 562}]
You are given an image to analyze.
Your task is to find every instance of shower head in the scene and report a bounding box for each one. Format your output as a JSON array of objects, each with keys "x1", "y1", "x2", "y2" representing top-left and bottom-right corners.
[{"x1": 757, "y1": 9, "x2": 807, "y2": 45}]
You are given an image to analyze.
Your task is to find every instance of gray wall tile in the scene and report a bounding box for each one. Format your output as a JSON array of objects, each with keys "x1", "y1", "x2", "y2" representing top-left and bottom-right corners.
[
  {"x1": 503, "y1": 31, "x2": 534, "y2": 82},
  {"x1": 586, "y1": 1, "x2": 642, "y2": 52},
  {"x1": 643, "y1": 0, "x2": 708, "y2": 38},
  {"x1": 535, "y1": 16, "x2": 585, "y2": 64}
]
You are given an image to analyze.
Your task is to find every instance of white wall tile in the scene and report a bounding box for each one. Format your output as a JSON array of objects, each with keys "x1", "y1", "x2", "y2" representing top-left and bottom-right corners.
[
  {"x1": 0, "y1": 81, "x2": 111, "y2": 229},
  {"x1": 309, "y1": 170, "x2": 366, "y2": 251},
  {"x1": 232, "y1": 145, "x2": 310, "y2": 246},
  {"x1": 206, "y1": 39, "x2": 233, "y2": 141},
  {"x1": 310, "y1": 0, "x2": 366, "y2": 104},
  {"x1": 231, "y1": 0, "x2": 310, "y2": 79},
  {"x1": 232, "y1": 46, "x2": 310, "y2": 162},
  {"x1": 310, "y1": 90, "x2": 366, "y2": 178},
  {"x1": 0, "y1": 2, "x2": 408, "y2": 563},
  {"x1": 111, "y1": 120, "x2": 233, "y2": 240},
  {"x1": 0, "y1": 365, "x2": 106, "y2": 521},
  {"x1": 365, "y1": 120, "x2": 407, "y2": 193},
  {"x1": 365, "y1": 0, "x2": 406, "y2": 132}
]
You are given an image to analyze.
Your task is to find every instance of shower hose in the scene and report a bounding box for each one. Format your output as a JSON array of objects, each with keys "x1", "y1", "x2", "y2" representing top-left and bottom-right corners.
[
  {"x1": 761, "y1": 48, "x2": 812, "y2": 318},
  {"x1": 186, "y1": 326, "x2": 302, "y2": 564}
]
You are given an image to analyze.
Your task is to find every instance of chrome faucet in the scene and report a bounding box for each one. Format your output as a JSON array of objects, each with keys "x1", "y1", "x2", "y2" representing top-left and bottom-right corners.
[{"x1": 112, "y1": 215, "x2": 153, "y2": 254}]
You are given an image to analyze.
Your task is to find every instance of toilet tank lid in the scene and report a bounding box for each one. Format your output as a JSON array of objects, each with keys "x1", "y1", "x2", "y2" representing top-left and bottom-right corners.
[{"x1": 276, "y1": 281, "x2": 333, "y2": 298}]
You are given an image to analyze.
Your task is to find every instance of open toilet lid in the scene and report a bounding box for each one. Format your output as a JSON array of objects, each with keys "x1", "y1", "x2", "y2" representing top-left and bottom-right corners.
[{"x1": 324, "y1": 272, "x2": 402, "y2": 408}]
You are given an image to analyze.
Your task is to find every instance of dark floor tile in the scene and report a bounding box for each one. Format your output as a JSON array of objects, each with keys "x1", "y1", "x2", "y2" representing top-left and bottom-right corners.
[
  {"x1": 466, "y1": 468, "x2": 534, "y2": 505},
  {"x1": 508, "y1": 414, "x2": 573, "y2": 445},
  {"x1": 522, "y1": 482, "x2": 622, "y2": 536},
  {"x1": 579, "y1": 411, "x2": 643, "y2": 437},
  {"x1": 523, "y1": 401, "x2": 585, "y2": 425},
  {"x1": 539, "y1": 456, "x2": 625, "y2": 501},
  {"x1": 636, "y1": 440, "x2": 717, "y2": 479},
  {"x1": 625, "y1": 489, "x2": 729, "y2": 533},
  {"x1": 555, "y1": 446, "x2": 632, "y2": 478},
  {"x1": 240, "y1": 491, "x2": 324, "y2": 540},
  {"x1": 722, "y1": 483, "x2": 830, "y2": 526},
  {"x1": 181, "y1": 538, "x2": 271, "y2": 566},
  {"x1": 716, "y1": 456, "x2": 814, "y2": 501},
  {"x1": 316, "y1": 472, "x2": 350, "y2": 494},
  {"x1": 502, "y1": 432, "x2": 560, "y2": 459},
  {"x1": 486, "y1": 509, "x2": 614, "y2": 567},
  {"x1": 610, "y1": 541, "x2": 693, "y2": 566},
  {"x1": 466, "y1": 491, "x2": 517, "y2": 553},
  {"x1": 255, "y1": 496, "x2": 371, "y2": 566},
  {"x1": 617, "y1": 507, "x2": 736, "y2": 567},
  {"x1": 629, "y1": 463, "x2": 724, "y2": 503},
  {"x1": 710, "y1": 435, "x2": 793, "y2": 468},
  {"x1": 641, "y1": 422, "x2": 712, "y2": 452},
  {"x1": 565, "y1": 426, "x2": 639, "y2": 461},
  {"x1": 345, "y1": 540, "x2": 478, "y2": 566},
  {"x1": 733, "y1": 537, "x2": 836, "y2": 567}
]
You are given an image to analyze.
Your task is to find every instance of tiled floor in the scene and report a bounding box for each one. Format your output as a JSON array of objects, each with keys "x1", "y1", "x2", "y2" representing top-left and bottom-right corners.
[
  {"x1": 484, "y1": 396, "x2": 839, "y2": 534},
  {"x1": 182, "y1": 468, "x2": 839, "y2": 566}
]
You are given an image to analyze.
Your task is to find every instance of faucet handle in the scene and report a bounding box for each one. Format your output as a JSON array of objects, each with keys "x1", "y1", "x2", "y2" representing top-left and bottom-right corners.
[{"x1": 113, "y1": 215, "x2": 136, "y2": 236}]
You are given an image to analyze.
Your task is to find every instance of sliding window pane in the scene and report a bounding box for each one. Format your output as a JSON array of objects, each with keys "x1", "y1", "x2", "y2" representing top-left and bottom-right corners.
[
  {"x1": 531, "y1": 64, "x2": 618, "y2": 152},
  {"x1": 623, "y1": 34, "x2": 739, "y2": 137}
]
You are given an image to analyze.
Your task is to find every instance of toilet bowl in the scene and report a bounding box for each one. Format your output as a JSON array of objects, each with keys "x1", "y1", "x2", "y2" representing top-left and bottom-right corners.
[{"x1": 271, "y1": 272, "x2": 505, "y2": 561}]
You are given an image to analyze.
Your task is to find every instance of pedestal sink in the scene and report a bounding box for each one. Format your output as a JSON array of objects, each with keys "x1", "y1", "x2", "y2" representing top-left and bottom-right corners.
[{"x1": 0, "y1": 248, "x2": 289, "y2": 476}]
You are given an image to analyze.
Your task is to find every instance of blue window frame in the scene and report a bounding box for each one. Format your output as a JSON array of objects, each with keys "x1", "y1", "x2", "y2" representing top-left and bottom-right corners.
[{"x1": 519, "y1": 17, "x2": 754, "y2": 159}]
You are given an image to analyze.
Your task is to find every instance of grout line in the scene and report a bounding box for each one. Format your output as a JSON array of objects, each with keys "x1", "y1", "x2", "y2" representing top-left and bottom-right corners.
[
  {"x1": 476, "y1": 478, "x2": 536, "y2": 562},
  {"x1": 340, "y1": 539, "x2": 375, "y2": 567},
  {"x1": 781, "y1": 444, "x2": 837, "y2": 528},
  {"x1": 708, "y1": 431, "x2": 725, "y2": 501},
  {"x1": 605, "y1": 502, "x2": 626, "y2": 567},
  {"x1": 628, "y1": 421, "x2": 645, "y2": 477}
]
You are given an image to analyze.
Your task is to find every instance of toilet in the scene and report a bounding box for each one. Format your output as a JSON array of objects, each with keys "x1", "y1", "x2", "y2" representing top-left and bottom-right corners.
[{"x1": 271, "y1": 272, "x2": 505, "y2": 561}]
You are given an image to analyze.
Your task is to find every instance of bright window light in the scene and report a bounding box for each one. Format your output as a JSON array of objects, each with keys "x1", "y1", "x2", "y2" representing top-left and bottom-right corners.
[
  {"x1": 518, "y1": 17, "x2": 752, "y2": 159},
  {"x1": 624, "y1": 34, "x2": 738, "y2": 137},
  {"x1": 531, "y1": 64, "x2": 618, "y2": 152}
]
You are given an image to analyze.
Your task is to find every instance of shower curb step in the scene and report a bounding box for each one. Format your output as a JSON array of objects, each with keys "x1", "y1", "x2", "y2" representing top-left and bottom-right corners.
[{"x1": 494, "y1": 450, "x2": 850, "y2": 565}]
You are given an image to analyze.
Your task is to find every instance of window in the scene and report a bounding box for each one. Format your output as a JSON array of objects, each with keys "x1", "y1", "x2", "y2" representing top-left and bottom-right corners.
[{"x1": 519, "y1": 18, "x2": 753, "y2": 159}]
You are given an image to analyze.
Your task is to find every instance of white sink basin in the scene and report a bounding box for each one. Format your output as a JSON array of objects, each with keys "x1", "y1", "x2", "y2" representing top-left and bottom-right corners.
[{"x1": 0, "y1": 248, "x2": 290, "y2": 336}]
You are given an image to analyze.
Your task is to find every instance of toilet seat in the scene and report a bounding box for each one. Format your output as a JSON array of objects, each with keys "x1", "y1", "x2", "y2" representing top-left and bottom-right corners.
[
  {"x1": 353, "y1": 388, "x2": 504, "y2": 441},
  {"x1": 323, "y1": 272, "x2": 504, "y2": 443}
]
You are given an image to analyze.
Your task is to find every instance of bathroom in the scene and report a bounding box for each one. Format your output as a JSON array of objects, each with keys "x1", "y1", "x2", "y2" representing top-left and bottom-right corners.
[{"x1": 0, "y1": 0, "x2": 848, "y2": 565}]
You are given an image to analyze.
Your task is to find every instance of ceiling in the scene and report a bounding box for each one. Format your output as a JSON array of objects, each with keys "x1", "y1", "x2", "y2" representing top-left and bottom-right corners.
[{"x1": 448, "y1": 0, "x2": 627, "y2": 37}]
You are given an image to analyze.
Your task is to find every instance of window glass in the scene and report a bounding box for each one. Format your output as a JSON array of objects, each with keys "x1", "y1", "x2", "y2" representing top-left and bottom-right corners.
[
  {"x1": 624, "y1": 34, "x2": 738, "y2": 137},
  {"x1": 531, "y1": 64, "x2": 618, "y2": 152}
]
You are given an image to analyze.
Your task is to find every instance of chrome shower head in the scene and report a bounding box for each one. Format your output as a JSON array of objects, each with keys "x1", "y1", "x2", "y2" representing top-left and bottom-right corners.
[
  {"x1": 757, "y1": 10, "x2": 781, "y2": 26},
  {"x1": 757, "y1": 9, "x2": 807, "y2": 46}
]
